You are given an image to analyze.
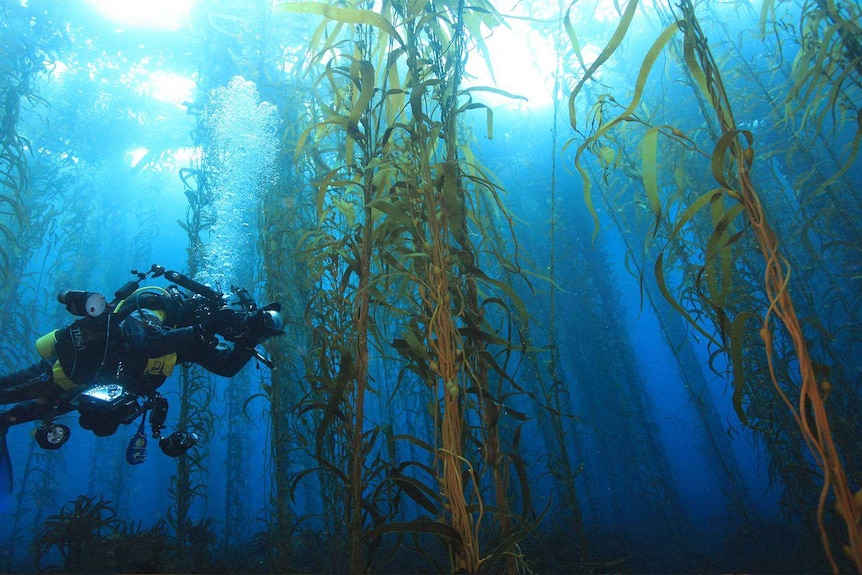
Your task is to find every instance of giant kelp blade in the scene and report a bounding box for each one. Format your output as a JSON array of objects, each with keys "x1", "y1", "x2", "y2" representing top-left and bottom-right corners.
[
  {"x1": 729, "y1": 312, "x2": 754, "y2": 425},
  {"x1": 703, "y1": 202, "x2": 745, "y2": 307},
  {"x1": 654, "y1": 251, "x2": 720, "y2": 347},
  {"x1": 564, "y1": 2, "x2": 587, "y2": 71},
  {"x1": 388, "y1": 471, "x2": 440, "y2": 515},
  {"x1": 810, "y1": 119, "x2": 862, "y2": 200},
  {"x1": 348, "y1": 59, "x2": 375, "y2": 136},
  {"x1": 567, "y1": 0, "x2": 640, "y2": 131},
  {"x1": 278, "y1": 2, "x2": 404, "y2": 46},
  {"x1": 571, "y1": 20, "x2": 680, "y2": 238},
  {"x1": 641, "y1": 126, "x2": 661, "y2": 240},
  {"x1": 461, "y1": 102, "x2": 494, "y2": 139},
  {"x1": 0, "y1": 428, "x2": 11, "y2": 513}
]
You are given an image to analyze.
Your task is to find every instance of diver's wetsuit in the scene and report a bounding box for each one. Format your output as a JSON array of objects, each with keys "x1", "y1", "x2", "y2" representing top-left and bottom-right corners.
[
  {"x1": 0, "y1": 362, "x2": 63, "y2": 426},
  {"x1": 0, "y1": 306, "x2": 256, "y2": 428}
]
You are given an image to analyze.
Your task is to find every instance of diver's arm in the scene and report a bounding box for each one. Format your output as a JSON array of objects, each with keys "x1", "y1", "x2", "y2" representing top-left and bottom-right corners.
[
  {"x1": 121, "y1": 313, "x2": 206, "y2": 358},
  {"x1": 178, "y1": 342, "x2": 256, "y2": 378},
  {"x1": 144, "y1": 326, "x2": 204, "y2": 357}
]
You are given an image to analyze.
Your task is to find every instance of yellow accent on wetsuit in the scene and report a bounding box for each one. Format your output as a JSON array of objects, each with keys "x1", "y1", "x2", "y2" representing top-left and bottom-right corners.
[
  {"x1": 144, "y1": 353, "x2": 178, "y2": 377},
  {"x1": 43, "y1": 286, "x2": 177, "y2": 390},
  {"x1": 35, "y1": 330, "x2": 58, "y2": 360},
  {"x1": 52, "y1": 360, "x2": 75, "y2": 390},
  {"x1": 35, "y1": 330, "x2": 76, "y2": 390}
]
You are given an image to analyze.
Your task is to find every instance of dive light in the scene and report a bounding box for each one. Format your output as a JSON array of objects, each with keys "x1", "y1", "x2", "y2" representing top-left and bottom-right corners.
[{"x1": 58, "y1": 290, "x2": 107, "y2": 317}]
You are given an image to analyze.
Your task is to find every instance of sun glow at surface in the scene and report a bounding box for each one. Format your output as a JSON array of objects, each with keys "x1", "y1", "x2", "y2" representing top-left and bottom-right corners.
[
  {"x1": 144, "y1": 71, "x2": 196, "y2": 108},
  {"x1": 463, "y1": 0, "x2": 665, "y2": 111},
  {"x1": 465, "y1": 17, "x2": 556, "y2": 110},
  {"x1": 86, "y1": 0, "x2": 196, "y2": 30},
  {"x1": 128, "y1": 147, "x2": 148, "y2": 167}
]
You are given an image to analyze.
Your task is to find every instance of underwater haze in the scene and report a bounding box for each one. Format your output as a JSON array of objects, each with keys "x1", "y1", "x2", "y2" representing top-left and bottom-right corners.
[{"x1": 1, "y1": 0, "x2": 861, "y2": 573}]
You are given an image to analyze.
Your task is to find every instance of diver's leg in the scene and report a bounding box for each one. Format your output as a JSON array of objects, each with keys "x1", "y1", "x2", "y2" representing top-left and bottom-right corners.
[
  {"x1": 0, "y1": 399, "x2": 57, "y2": 427},
  {"x1": 0, "y1": 361, "x2": 56, "y2": 403},
  {"x1": 0, "y1": 362, "x2": 61, "y2": 428}
]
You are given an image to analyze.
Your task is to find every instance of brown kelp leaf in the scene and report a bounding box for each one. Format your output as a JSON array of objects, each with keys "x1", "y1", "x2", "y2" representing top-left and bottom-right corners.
[
  {"x1": 347, "y1": 58, "x2": 375, "y2": 138},
  {"x1": 641, "y1": 126, "x2": 661, "y2": 241},
  {"x1": 567, "y1": 0, "x2": 640, "y2": 131},
  {"x1": 363, "y1": 519, "x2": 462, "y2": 544},
  {"x1": 704, "y1": 200, "x2": 744, "y2": 307},
  {"x1": 278, "y1": 2, "x2": 404, "y2": 47},
  {"x1": 682, "y1": 25, "x2": 710, "y2": 102},
  {"x1": 573, "y1": 20, "x2": 681, "y2": 237},
  {"x1": 711, "y1": 130, "x2": 752, "y2": 191},
  {"x1": 655, "y1": 251, "x2": 720, "y2": 347},
  {"x1": 388, "y1": 471, "x2": 441, "y2": 515},
  {"x1": 563, "y1": 2, "x2": 587, "y2": 71},
  {"x1": 810, "y1": 115, "x2": 861, "y2": 200},
  {"x1": 460, "y1": 102, "x2": 494, "y2": 139},
  {"x1": 509, "y1": 451, "x2": 532, "y2": 516},
  {"x1": 729, "y1": 311, "x2": 754, "y2": 425}
]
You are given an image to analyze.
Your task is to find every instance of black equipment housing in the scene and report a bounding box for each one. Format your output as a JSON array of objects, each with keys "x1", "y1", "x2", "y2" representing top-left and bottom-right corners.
[{"x1": 27, "y1": 264, "x2": 278, "y2": 459}]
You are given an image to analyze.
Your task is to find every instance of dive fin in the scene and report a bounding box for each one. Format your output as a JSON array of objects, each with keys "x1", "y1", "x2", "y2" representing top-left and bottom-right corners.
[{"x1": 0, "y1": 428, "x2": 12, "y2": 513}]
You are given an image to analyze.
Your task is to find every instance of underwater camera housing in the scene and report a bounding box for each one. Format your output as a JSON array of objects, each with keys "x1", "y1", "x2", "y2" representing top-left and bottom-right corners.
[
  {"x1": 59, "y1": 265, "x2": 281, "y2": 349},
  {"x1": 162, "y1": 268, "x2": 283, "y2": 346},
  {"x1": 70, "y1": 384, "x2": 143, "y2": 437}
]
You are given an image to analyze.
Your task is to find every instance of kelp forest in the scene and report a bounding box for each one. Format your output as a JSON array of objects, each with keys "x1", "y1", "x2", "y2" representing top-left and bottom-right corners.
[{"x1": 0, "y1": 0, "x2": 860, "y2": 572}]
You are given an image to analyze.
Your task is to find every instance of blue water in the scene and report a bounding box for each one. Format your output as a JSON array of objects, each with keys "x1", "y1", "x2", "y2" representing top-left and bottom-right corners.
[{"x1": 0, "y1": 0, "x2": 859, "y2": 573}]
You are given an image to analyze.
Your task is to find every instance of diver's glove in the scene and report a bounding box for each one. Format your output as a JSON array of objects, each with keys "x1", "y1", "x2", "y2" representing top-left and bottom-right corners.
[{"x1": 191, "y1": 323, "x2": 219, "y2": 348}]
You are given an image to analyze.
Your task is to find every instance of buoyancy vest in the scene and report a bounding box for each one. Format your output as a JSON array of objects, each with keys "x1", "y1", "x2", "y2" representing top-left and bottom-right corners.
[
  {"x1": 36, "y1": 287, "x2": 181, "y2": 391},
  {"x1": 53, "y1": 313, "x2": 125, "y2": 387}
]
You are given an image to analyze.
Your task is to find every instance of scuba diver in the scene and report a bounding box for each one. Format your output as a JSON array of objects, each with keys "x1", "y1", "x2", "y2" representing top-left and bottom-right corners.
[{"x1": 0, "y1": 264, "x2": 284, "y2": 459}]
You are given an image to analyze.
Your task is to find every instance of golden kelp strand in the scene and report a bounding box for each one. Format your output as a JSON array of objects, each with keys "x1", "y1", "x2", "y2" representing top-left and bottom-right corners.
[
  {"x1": 653, "y1": 188, "x2": 733, "y2": 348},
  {"x1": 679, "y1": 1, "x2": 862, "y2": 571},
  {"x1": 563, "y1": 2, "x2": 587, "y2": 71}
]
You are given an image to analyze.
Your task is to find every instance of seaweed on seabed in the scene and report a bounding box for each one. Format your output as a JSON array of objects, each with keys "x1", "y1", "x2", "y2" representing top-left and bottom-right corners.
[
  {"x1": 33, "y1": 494, "x2": 121, "y2": 573},
  {"x1": 33, "y1": 494, "x2": 173, "y2": 573},
  {"x1": 108, "y1": 520, "x2": 170, "y2": 573}
]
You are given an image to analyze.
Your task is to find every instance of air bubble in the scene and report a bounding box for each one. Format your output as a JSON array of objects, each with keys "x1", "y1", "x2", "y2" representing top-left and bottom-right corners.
[{"x1": 195, "y1": 76, "x2": 279, "y2": 288}]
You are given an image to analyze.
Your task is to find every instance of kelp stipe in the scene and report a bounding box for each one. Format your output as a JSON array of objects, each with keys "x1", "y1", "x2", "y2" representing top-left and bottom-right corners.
[
  {"x1": 755, "y1": 0, "x2": 862, "y2": 488},
  {"x1": 677, "y1": 5, "x2": 862, "y2": 571},
  {"x1": 223, "y1": 370, "x2": 253, "y2": 547},
  {"x1": 172, "y1": 96, "x2": 216, "y2": 569},
  {"x1": 259, "y1": 82, "x2": 315, "y2": 572},
  {"x1": 277, "y1": 0, "x2": 536, "y2": 572},
  {"x1": 526, "y1": 10, "x2": 590, "y2": 564},
  {"x1": 568, "y1": 0, "x2": 862, "y2": 571},
  {"x1": 687, "y1": 1, "x2": 862, "y2": 538}
]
